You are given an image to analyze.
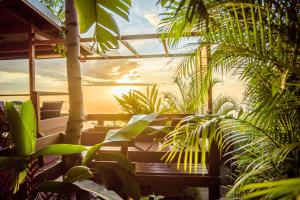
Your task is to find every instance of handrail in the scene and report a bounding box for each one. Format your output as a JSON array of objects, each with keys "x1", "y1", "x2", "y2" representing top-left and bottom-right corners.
[
  {"x1": 85, "y1": 113, "x2": 192, "y2": 122},
  {"x1": 0, "y1": 91, "x2": 68, "y2": 97}
]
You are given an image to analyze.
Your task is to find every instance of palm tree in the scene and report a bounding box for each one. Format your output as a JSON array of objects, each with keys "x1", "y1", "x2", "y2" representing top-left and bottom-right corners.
[
  {"x1": 158, "y1": 0, "x2": 300, "y2": 198},
  {"x1": 40, "y1": 0, "x2": 131, "y2": 167}
]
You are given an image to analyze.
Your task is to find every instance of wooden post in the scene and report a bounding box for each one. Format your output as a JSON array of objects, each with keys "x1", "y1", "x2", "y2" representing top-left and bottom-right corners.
[
  {"x1": 206, "y1": 45, "x2": 221, "y2": 200},
  {"x1": 28, "y1": 24, "x2": 36, "y2": 99},
  {"x1": 28, "y1": 24, "x2": 40, "y2": 133}
]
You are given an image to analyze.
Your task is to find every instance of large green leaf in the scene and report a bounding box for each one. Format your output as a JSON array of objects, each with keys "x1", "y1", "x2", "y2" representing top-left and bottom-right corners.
[
  {"x1": 74, "y1": 180, "x2": 123, "y2": 200},
  {"x1": 5, "y1": 101, "x2": 35, "y2": 156},
  {"x1": 103, "y1": 113, "x2": 159, "y2": 144},
  {"x1": 75, "y1": 0, "x2": 131, "y2": 52},
  {"x1": 64, "y1": 166, "x2": 93, "y2": 183},
  {"x1": 97, "y1": 0, "x2": 130, "y2": 20},
  {"x1": 96, "y1": 163, "x2": 140, "y2": 200},
  {"x1": 93, "y1": 152, "x2": 134, "y2": 173},
  {"x1": 20, "y1": 100, "x2": 36, "y2": 152},
  {"x1": 82, "y1": 143, "x2": 102, "y2": 165},
  {"x1": 31, "y1": 144, "x2": 87, "y2": 157},
  {"x1": 35, "y1": 180, "x2": 123, "y2": 200},
  {"x1": 75, "y1": 0, "x2": 96, "y2": 33}
]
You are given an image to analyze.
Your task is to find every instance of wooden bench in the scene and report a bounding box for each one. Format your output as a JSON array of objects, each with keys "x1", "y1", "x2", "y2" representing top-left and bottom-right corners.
[{"x1": 83, "y1": 114, "x2": 221, "y2": 200}]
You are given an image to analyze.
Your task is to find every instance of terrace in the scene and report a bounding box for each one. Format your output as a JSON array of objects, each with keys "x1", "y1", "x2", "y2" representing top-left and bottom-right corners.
[{"x1": 0, "y1": 1, "x2": 299, "y2": 200}]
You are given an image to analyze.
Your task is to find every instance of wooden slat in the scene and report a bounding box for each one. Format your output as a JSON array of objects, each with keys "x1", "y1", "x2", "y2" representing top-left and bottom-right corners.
[
  {"x1": 36, "y1": 133, "x2": 63, "y2": 150},
  {"x1": 135, "y1": 163, "x2": 208, "y2": 175},
  {"x1": 81, "y1": 53, "x2": 193, "y2": 60},
  {"x1": 34, "y1": 32, "x2": 200, "y2": 45},
  {"x1": 40, "y1": 116, "x2": 68, "y2": 136},
  {"x1": 85, "y1": 114, "x2": 191, "y2": 122}
]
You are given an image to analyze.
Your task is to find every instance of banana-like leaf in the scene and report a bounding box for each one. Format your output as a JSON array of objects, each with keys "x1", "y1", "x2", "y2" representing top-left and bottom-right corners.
[
  {"x1": 96, "y1": 163, "x2": 140, "y2": 200},
  {"x1": 5, "y1": 101, "x2": 36, "y2": 156},
  {"x1": 74, "y1": 180, "x2": 123, "y2": 200},
  {"x1": 64, "y1": 166, "x2": 93, "y2": 183},
  {"x1": 75, "y1": 0, "x2": 131, "y2": 52},
  {"x1": 103, "y1": 113, "x2": 159, "y2": 143},
  {"x1": 35, "y1": 180, "x2": 123, "y2": 200},
  {"x1": 82, "y1": 143, "x2": 102, "y2": 166}
]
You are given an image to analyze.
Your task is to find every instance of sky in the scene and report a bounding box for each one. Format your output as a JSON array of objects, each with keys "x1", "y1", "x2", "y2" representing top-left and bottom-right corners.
[{"x1": 0, "y1": 0, "x2": 244, "y2": 113}]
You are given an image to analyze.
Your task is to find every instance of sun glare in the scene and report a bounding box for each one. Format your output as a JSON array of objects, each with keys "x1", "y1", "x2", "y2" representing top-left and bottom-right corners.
[
  {"x1": 116, "y1": 75, "x2": 132, "y2": 84},
  {"x1": 111, "y1": 86, "x2": 134, "y2": 97}
]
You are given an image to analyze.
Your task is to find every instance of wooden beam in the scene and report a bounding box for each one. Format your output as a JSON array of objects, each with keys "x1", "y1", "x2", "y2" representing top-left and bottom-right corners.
[
  {"x1": 161, "y1": 39, "x2": 169, "y2": 57},
  {"x1": 0, "y1": 43, "x2": 54, "y2": 53},
  {"x1": 81, "y1": 53, "x2": 193, "y2": 60},
  {"x1": 120, "y1": 40, "x2": 140, "y2": 58},
  {"x1": 34, "y1": 32, "x2": 200, "y2": 45}
]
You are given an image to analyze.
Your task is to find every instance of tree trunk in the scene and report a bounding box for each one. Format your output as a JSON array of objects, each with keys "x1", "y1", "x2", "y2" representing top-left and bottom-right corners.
[{"x1": 64, "y1": 0, "x2": 84, "y2": 169}]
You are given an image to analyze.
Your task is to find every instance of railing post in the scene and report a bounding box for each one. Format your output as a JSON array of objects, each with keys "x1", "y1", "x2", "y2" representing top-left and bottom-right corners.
[{"x1": 32, "y1": 91, "x2": 40, "y2": 134}]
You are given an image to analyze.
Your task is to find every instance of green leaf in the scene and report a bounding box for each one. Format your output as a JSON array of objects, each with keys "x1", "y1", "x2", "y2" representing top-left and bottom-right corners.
[
  {"x1": 75, "y1": 0, "x2": 96, "y2": 33},
  {"x1": 20, "y1": 100, "x2": 36, "y2": 152},
  {"x1": 97, "y1": 0, "x2": 130, "y2": 21},
  {"x1": 64, "y1": 166, "x2": 93, "y2": 183},
  {"x1": 93, "y1": 152, "x2": 135, "y2": 173},
  {"x1": 5, "y1": 101, "x2": 34, "y2": 156},
  {"x1": 103, "y1": 113, "x2": 159, "y2": 143},
  {"x1": 96, "y1": 5, "x2": 119, "y2": 35},
  {"x1": 74, "y1": 180, "x2": 123, "y2": 200},
  {"x1": 82, "y1": 143, "x2": 102, "y2": 165},
  {"x1": 96, "y1": 163, "x2": 141, "y2": 200},
  {"x1": 31, "y1": 144, "x2": 87, "y2": 157}
]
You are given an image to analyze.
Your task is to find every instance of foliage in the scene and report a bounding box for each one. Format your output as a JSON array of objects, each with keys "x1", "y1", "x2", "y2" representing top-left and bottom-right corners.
[
  {"x1": 0, "y1": 105, "x2": 9, "y2": 148},
  {"x1": 162, "y1": 77, "x2": 199, "y2": 113},
  {"x1": 75, "y1": 0, "x2": 131, "y2": 53},
  {"x1": 39, "y1": 0, "x2": 131, "y2": 53},
  {"x1": 115, "y1": 85, "x2": 172, "y2": 114},
  {"x1": 0, "y1": 102, "x2": 160, "y2": 199},
  {"x1": 160, "y1": 97, "x2": 241, "y2": 174},
  {"x1": 159, "y1": 0, "x2": 300, "y2": 198}
]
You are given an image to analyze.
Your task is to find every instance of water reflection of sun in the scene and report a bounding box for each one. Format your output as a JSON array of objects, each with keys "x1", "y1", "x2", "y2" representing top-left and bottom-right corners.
[{"x1": 111, "y1": 86, "x2": 134, "y2": 97}]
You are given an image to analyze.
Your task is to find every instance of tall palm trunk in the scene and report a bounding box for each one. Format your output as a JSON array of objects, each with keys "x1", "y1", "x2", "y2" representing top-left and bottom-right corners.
[{"x1": 64, "y1": 0, "x2": 84, "y2": 168}]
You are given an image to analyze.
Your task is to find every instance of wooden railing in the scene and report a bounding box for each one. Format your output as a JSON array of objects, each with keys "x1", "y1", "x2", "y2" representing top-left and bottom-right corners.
[
  {"x1": 0, "y1": 91, "x2": 69, "y2": 136},
  {"x1": 83, "y1": 113, "x2": 221, "y2": 200}
]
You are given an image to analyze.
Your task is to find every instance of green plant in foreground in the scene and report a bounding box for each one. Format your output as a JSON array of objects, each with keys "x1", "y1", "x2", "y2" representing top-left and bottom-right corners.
[
  {"x1": 0, "y1": 100, "x2": 159, "y2": 199},
  {"x1": 158, "y1": 0, "x2": 300, "y2": 199}
]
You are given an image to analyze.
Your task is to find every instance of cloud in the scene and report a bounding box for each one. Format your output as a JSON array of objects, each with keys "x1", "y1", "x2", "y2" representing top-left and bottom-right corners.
[
  {"x1": 144, "y1": 10, "x2": 161, "y2": 27},
  {"x1": 81, "y1": 59, "x2": 140, "y2": 81}
]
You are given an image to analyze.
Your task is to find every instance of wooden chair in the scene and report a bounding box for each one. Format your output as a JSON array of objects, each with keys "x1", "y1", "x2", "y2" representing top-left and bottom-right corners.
[{"x1": 40, "y1": 101, "x2": 63, "y2": 120}]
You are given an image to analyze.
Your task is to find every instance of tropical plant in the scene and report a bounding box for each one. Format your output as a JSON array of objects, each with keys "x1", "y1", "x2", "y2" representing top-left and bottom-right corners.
[
  {"x1": 163, "y1": 76, "x2": 223, "y2": 114},
  {"x1": 115, "y1": 85, "x2": 172, "y2": 114},
  {"x1": 0, "y1": 101, "x2": 159, "y2": 199},
  {"x1": 38, "y1": 0, "x2": 132, "y2": 168},
  {"x1": 160, "y1": 95, "x2": 241, "y2": 173},
  {"x1": 36, "y1": 113, "x2": 160, "y2": 200},
  {"x1": 0, "y1": 100, "x2": 86, "y2": 198},
  {"x1": 158, "y1": 0, "x2": 300, "y2": 199}
]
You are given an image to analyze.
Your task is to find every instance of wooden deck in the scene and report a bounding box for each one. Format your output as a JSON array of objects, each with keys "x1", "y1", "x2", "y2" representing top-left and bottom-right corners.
[{"x1": 0, "y1": 114, "x2": 221, "y2": 199}]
